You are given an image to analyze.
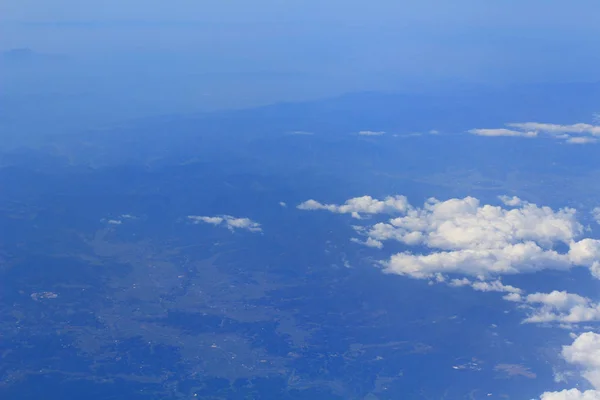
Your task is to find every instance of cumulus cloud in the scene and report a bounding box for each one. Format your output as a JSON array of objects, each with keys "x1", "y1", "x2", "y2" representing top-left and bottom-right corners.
[
  {"x1": 300, "y1": 194, "x2": 600, "y2": 279},
  {"x1": 358, "y1": 130, "x2": 385, "y2": 136},
  {"x1": 298, "y1": 195, "x2": 410, "y2": 219},
  {"x1": 188, "y1": 215, "x2": 262, "y2": 232},
  {"x1": 563, "y1": 332, "x2": 600, "y2": 389},
  {"x1": 515, "y1": 291, "x2": 600, "y2": 324},
  {"x1": 301, "y1": 193, "x2": 600, "y2": 400},
  {"x1": 299, "y1": 194, "x2": 600, "y2": 398},
  {"x1": 379, "y1": 198, "x2": 593, "y2": 279},
  {"x1": 497, "y1": 287, "x2": 600, "y2": 327},
  {"x1": 469, "y1": 122, "x2": 600, "y2": 144},
  {"x1": 539, "y1": 333, "x2": 600, "y2": 399}
]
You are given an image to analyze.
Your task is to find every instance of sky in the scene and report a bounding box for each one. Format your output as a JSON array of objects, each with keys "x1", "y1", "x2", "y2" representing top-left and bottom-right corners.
[
  {"x1": 2, "y1": 0, "x2": 600, "y2": 137},
  {"x1": 3, "y1": 0, "x2": 600, "y2": 82}
]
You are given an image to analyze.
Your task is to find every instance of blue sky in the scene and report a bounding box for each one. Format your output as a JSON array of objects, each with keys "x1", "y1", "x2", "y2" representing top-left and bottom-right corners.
[
  {"x1": 3, "y1": 0, "x2": 600, "y2": 84},
  {"x1": 2, "y1": 1, "x2": 600, "y2": 137}
]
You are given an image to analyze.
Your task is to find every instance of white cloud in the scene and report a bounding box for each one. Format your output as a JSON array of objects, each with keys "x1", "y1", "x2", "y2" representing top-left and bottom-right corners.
[
  {"x1": 593, "y1": 208, "x2": 600, "y2": 225},
  {"x1": 567, "y1": 137, "x2": 598, "y2": 145},
  {"x1": 469, "y1": 121, "x2": 600, "y2": 144},
  {"x1": 358, "y1": 130, "x2": 385, "y2": 136},
  {"x1": 279, "y1": 202, "x2": 287, "y2": 208},
  {"x1": 449, "y1": 278, "x2": 522, "y2": 294},
  {"x1": 554, "y1": 369, "x2": 574, "y2": 383},
  {"x1": 188, "y1": 215, "x2": 262, "y2": 232},
  {"x1": 104, "y1": 214, "x2": 137, "y2": 225},
  {"x1": 300, "y1": 195, "x2": 600, "y2": 279},
  {"x1": 191, "y1": 216, "x2": 224, "y2": 225},
  {"x1": 569, "y1": 240, "x2": 600, "y2": 279},
  {"x1": 298, "y1": 195, "x2": 411, "y2": 219},
  {"x1": 351, "y1": 237, "x2": 384, "y2": 249},
  {"x1": 563, "y1": 332, "x2": 600, "y2": 389},
  {"x1": 498, "y1": 195, "x2": 524, "y2": 207},
  {"x1": 301, "y1": 194, "x2": 600, "y2": 400},
  {"x1": 300, "y1": 194, "x2": 600, "y2": 399},
  {"x1": 225, "y1": 217, "x2": 262, "y2": 231},
  {"x1": 507, "y1": 123, "x2": 600, "y2": 136},
  {"x1": 541, "y1": 389, "x2": 600, "y2": 400},
  {"x1": 468, "y1": 128, "x2": 537, "y2": 137},
  {"x1": 386, "y1": 244, "x2": 572, "y2": 279},
  {"x1": 539, "y1": 333, "x2": 600, "y2": 399},
  {"x1": 497, "y1": 287, "x2": 600, "y2": 326},
  {"x1": 503, "y1": 292, "x2": 523, "y2": 302},
  {"x1": 380, "y1": 198, "x2": 591, "y2": 278},
  {"x1": 517, "y1": 291, "x2": 600, "y2": 324}
]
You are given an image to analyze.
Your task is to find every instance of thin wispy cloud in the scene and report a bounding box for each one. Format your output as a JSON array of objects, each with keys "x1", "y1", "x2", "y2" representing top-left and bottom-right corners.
[
  {"x1": 468, "y1": 128, "x2": 537, "y2": 137},
  {"x1": 187, "y1": 215, "x2": 262, "y2": 232},
  {"x1": 357, "y1": 130, "x2": 385, "y2": 136},
  {"x1": 350, "y1": 236, "x2": 384, "y2": 249},
  {"x1": 593, "y1": 208, "x2": 600, "y2": 225},
  {"x1": 507, "y1": 122, "x2": 600, "y2": 136},
  {"x1": 567, "y1": 137, "x2": 598, "y2": 144},
  {"x1": 469, "y1": 120, "x2": 600, "y2": 144},
  {"x1": 103, "y1": 214, "x2": 137, "y2": 225},
  {"x1": 449, "y1": 278, "x2": 522, "y2": 294},
  {"x1": 287, "y1": 130, "x2": 314, "y2": 135}
]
